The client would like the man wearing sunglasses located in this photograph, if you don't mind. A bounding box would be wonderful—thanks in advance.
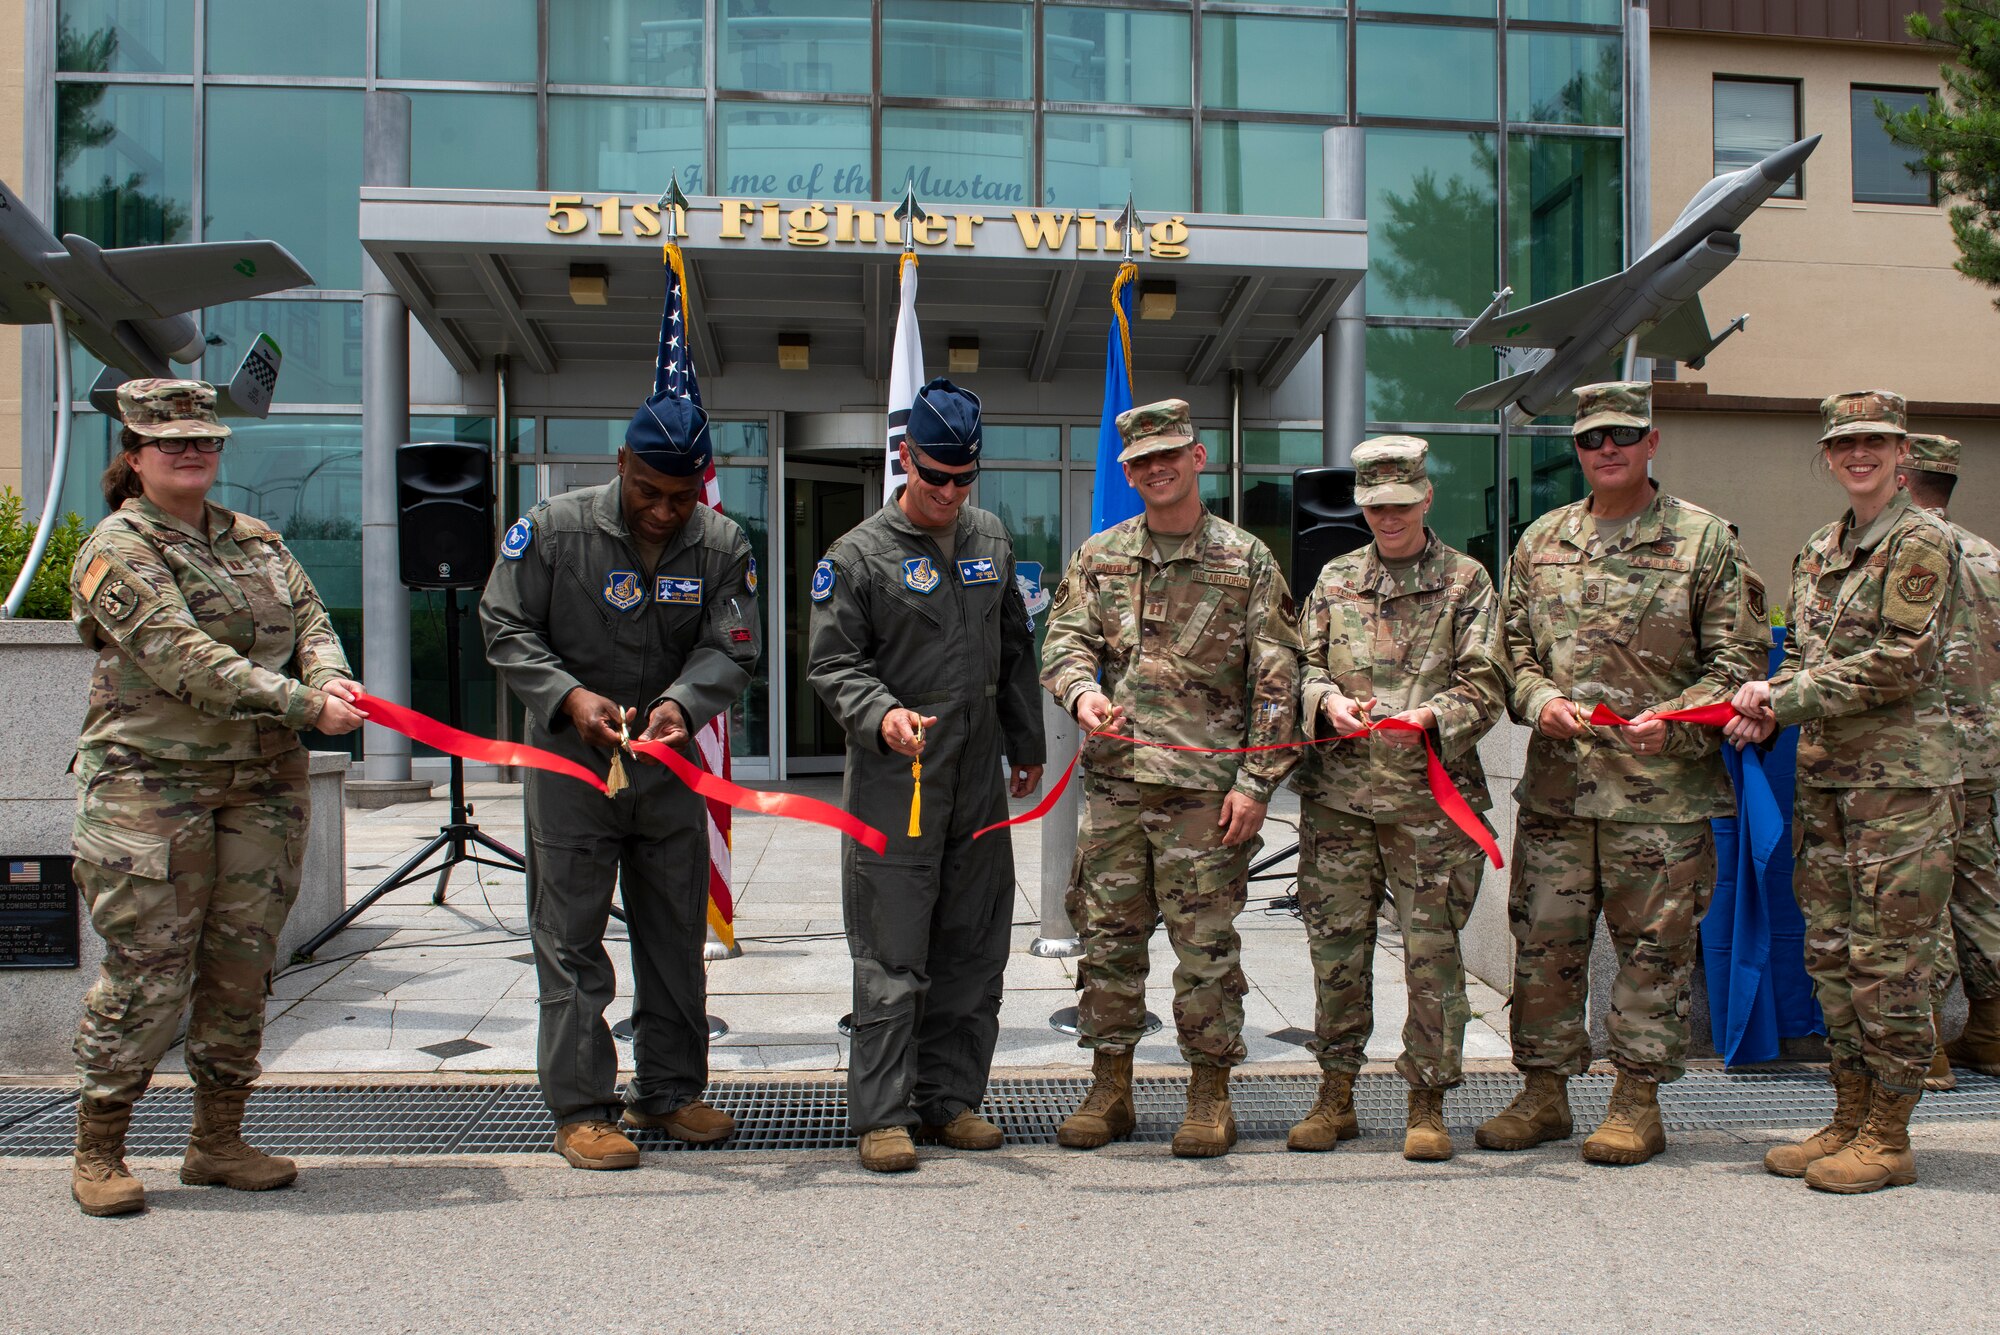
[1481,380,1768,1166]
[806,377,1045,1173]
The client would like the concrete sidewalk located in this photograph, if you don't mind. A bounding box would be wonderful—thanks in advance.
[164,781,1512,1079]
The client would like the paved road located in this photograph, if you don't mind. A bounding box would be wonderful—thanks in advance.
[6,1124,1999,1333]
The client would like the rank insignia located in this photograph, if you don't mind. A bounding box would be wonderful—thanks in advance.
[500,516,532,561]
[746,556,759,594]
[957,556,999,585]
[1583,582,1604,606]
[656,575,703,605]
[811,559,836,603]
[903,557,941,594]
[603,570,643,611]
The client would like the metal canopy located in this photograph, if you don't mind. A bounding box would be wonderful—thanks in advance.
[360,188,1366,392]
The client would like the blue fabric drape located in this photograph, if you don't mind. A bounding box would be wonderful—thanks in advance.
[1702,628,1825,1065]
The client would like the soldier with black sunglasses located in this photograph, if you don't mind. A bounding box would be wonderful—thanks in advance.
[1481,380,1768,1166]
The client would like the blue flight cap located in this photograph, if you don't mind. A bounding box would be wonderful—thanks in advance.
[906,377,982,465]
[624,389,713,476]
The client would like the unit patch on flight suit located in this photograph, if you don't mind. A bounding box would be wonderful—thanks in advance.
[903,557,942,594]
[603,570,644,611]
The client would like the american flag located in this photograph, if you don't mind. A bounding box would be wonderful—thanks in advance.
[8,860,40,884]
[659,241,736,951]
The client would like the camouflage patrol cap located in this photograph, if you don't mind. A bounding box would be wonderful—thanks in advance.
[1819,389,1907,443]
[116,378,231,440]
[1905,432,1961,475]
[1571,381,1651,435]
[1352,435,1430,506]
[1116,398,1195,463]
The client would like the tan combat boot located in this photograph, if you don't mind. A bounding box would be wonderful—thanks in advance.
[1764,1061,1870,1178]
[181,1087,298,1190]
[1171,1065,1237,1159]
[72,1098,145,1217]
[1581,1071,1667,1165]
[1806,1087,1920,1194]
[1924,1010,1957,1092]
[1474,1070,1572,1151]
[1287,1072,1359,1152]
[1057,1049,1136,1149]
[858,1127,918,1173]
[915,1110,1004,1150]
[1944,994,2000,1077]
[1404,1087,1453,1162]
[622,1100,736,1144]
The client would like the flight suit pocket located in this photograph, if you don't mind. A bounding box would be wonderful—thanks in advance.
[882,585,944,631]
[71,815,176,943]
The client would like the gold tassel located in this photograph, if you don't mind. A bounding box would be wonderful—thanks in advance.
[606,718,631,797]
[906,716,924,837]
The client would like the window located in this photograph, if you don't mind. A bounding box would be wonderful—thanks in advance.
[378,0,537,81]
[548,96,705,194]
[549,0,705,87]
[1365,128,1498,318]
[407,93,539,190]
[1203,122,1327,216]
[59,0,192,73]
[1357,23,1496,122]
[1852,87,1934,206]
[1714,78,1801,198]
[1508,31,1621,127]
[1202,15,1345,116]
[55,84,194,249]
[883,0,1032,100]
[1044,8,1190,108]
[1508,134,1623,305]
[884,110,1034,210]
[717,105,872,199]
[206,88,365,289]
[1043,115,1191,211]
[720,0,872,94]
[206,0,363,76]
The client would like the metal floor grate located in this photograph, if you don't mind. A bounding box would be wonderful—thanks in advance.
[3,1069,1997,1158]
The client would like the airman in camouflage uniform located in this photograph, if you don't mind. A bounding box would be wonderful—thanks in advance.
[1288,437,1506,1162]
[1898,434,2000,1086]
[1482,381,1768,1166]
[66,379,361,1216]
[1734,391,1961,1193]
[1041,398,1301,1158]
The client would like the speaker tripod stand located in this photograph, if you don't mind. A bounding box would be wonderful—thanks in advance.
[295,587,525,962]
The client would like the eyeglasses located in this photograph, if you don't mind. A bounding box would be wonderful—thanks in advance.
[1574,426,1649,451]
[144,437,226,455]
[909,457,979,489]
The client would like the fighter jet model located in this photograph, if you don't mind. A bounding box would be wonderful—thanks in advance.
[1452,135,1821,424]
[0,176,311,416]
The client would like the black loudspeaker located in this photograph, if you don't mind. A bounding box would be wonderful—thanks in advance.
[1291,466,1372,592]
[397,442,495,590]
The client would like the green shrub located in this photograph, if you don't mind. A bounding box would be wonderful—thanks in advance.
[0,488,88,620]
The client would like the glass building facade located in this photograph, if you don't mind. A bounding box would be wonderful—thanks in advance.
[38,0,1629,774]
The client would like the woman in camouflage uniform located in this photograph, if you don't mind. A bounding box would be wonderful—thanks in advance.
[1729,390,1962,1195]
[65,379,363,1216]
[1287,437,1505,1162]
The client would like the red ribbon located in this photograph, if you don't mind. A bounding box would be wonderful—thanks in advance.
[355,691,890,855]
[1588,701,1740,728]
[628,739,889,856]
[973,719,1503,869]
[355,690,607,793]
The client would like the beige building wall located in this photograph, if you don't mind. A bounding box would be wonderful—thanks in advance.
[1650,31,2000,405]
[0,0,25,500]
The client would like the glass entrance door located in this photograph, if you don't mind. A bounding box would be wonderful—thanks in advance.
[784,462,870,773]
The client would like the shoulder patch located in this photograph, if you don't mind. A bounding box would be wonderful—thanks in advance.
[810,559,836,603]
[500,516,533,561]
[93,578,141,623]
[746,555,759,594]
[1883,531,1951,631]
[1745,572,1768,624]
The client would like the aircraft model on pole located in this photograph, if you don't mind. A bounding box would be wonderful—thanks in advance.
[0,176,313,615]
[0,177,310,417]
[1452,134,1821,424]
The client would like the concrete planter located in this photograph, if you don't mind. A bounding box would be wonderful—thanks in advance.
[0,620,350,1075]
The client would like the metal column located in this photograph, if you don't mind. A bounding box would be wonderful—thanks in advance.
[1321,126,1367,466]
[361,91,414,781]
[1030,696,1079,958]
[1625,0,1652,380]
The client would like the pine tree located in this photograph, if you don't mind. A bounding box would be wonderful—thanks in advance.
[1881,2,2000,306]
